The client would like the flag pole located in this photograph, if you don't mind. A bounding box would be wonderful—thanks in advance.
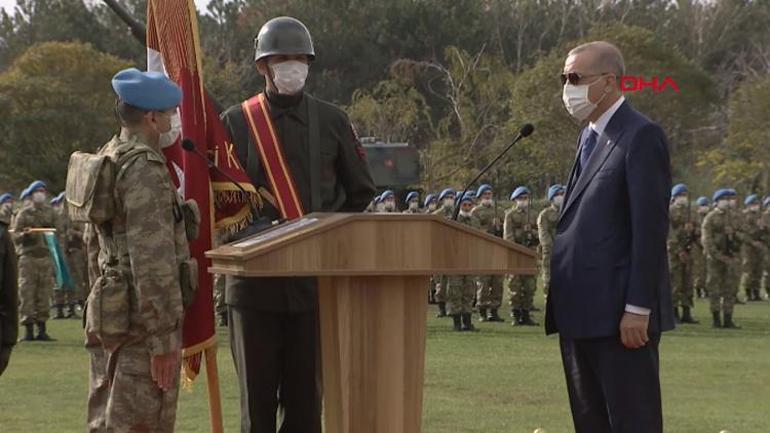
[205,345,224,433]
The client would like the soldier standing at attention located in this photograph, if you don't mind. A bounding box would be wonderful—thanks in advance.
[402,191,421,214]
[0,194,15,226]
[702,189,741,329]
[219,17,375,433]
[693,196,710,298]
[668,184,699,324]
[380,190,397,213]
[64,196,89,314]
[423,193,438,213]
[504,186,539,326]
[11,180,56,342]
[471,184,505,322]
[739,194,765,302]
[50,192,77,319]
[446,192,480,331]
[0,196,17,376]
[537,184,565,302]
[431,188,456,317]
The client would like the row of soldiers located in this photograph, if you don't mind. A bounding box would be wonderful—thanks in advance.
[0,181,89,341]
[669,185,770,329]
[367,184,566,330]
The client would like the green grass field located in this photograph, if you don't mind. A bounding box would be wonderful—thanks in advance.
[2,296,769,433]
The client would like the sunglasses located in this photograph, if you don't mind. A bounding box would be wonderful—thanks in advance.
[560,72,611,86]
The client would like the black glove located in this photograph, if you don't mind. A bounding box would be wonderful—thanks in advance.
[0,346,12,377]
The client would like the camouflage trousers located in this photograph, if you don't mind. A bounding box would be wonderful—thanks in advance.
[18,255,53,325]
[446,275,476,315]
[739,246,764,296]
[540,251,552,296]
[433,275,446,303]
[55,248,88,305]
[507,275,536,310]
[476,275,503,309]
[692,247,707,296]
[86,337,180,433]
[669,252,694,308]
[707,258,736,314]
[213,274,226,316]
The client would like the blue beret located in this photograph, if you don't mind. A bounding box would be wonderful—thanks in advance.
[476,184,493,198]
[547,184,565,202]
[764,197,770,208]
[381,190,395,200]
[438,188,455,201]
[28,180,46,192]
[112,68,182,111]
[745,194,759,206]
[0,193,12,204]
[510,186,531,201]
[460,191,475,204]
[19,187,31,200]
[671,183,688,197]
[405,191,419,204]
[713,188,736,202]
[696,196,709,206]
[423,194,436,207]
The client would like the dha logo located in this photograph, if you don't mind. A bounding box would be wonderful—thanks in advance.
[620,76,680,94]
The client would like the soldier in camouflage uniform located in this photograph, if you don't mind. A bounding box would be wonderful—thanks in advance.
[11,180,56,341]
[432,188,456,317]
[380,190,397,213]
[403,191,421,214]
[537,184,565,301]
[471,184,505,322]
[668,184,699,324]
[0,194,15,227]
[423,193,438,214]
[739,194,766,302]
[51,192,73,319]
[446,192,480,331]
[702,189,741,329]
[83,68,191,433]
[693,196,710,298]
[504,186,539,326]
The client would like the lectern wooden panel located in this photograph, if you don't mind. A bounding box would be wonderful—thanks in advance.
[206,213,537,433]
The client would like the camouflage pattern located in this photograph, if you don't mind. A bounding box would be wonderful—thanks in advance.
[537,204,559,296]
[446,213,478,315]
[702,207,739,314]
[432,203,454,219]
[504,205,539,310]
[52,204,83,307]
[431,203,455,304]
[472,202,503,309]
[668,202,696,308]
[692,209,708,297]
[85,131,189,433]
[11,203,56,325]
[214,273,226,318]
[762,210,770,297]
[738,206,765,299]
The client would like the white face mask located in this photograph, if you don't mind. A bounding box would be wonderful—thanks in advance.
[674,196,688,206]
[717,200,729,210]
[516,199,529,209]
[459,210,471,218]
[270,60,309,95]
[481,198,493,207]
[553,195,564,207]
[428,203,437,211]
[729,199,737,209]
[562,77,607,122]
[32,191,46,204]
[698,206,709,214]
[444,198,455,208]
[408,202,419,211]
[749,204,760,212]
[159,111,182,149]
[383,200,395,211]
[375,203,386,212]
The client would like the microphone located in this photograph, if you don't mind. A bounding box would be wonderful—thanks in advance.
[452,123,535,221]
[181,139,277,238]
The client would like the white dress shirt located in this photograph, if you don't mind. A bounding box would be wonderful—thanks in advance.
[587,96,651,317]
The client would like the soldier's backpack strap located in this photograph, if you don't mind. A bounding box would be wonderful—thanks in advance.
[306,93,322,212]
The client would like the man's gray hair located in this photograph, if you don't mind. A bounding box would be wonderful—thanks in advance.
[568,41,625,77]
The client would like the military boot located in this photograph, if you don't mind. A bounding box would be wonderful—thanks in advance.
[478,308,487,322]
[680,306,699,324]
[487,309,504,323]
[21,323,35,342]
[511,309,522,326]
[711,311,722,328]
[451,315,462,332]
[520,310,539,327]
[722,313,741,329]
[36,322,54,341]
[673,307,680,323]
[461,314,477,332]
[746,289,757,302]
[66,304,79,319]
[218,312,228,327]
[752,289,763,301]
[436,302,447,318]
[53,304,65,320]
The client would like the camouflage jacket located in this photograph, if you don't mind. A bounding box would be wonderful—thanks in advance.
[11,203,57,257]
[701,208,739,259]
[761,211,770,245]
[88,132,189,356]
[471,203,502,236]
[668,202,695,254]
[504,206,538,248]
[432,204,454,219]
[457,212,476,227]
[537,205,560,256]
[739,208,764,251]
[402,208,421,214]
[693,210,708,250]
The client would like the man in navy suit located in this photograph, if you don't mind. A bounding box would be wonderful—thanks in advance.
[546,41,675,433]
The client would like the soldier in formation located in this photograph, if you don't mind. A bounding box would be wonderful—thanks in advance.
[693,196,710,298]
[432,188,456,317]
[446,192,480,331]
[423,193,438,213]
[668,184,699,324]
[471,184,505,322]
[702,189,741,329]
[403,191,421,214]
[504,186,539,326]
[738,194,765,302]
[537,184,565,301]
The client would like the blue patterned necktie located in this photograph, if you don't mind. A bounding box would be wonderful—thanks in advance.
[579,128,599,170]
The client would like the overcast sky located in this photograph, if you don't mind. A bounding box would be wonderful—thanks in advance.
[0,0,211,15]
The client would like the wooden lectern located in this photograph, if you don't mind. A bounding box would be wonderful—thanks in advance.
[206,213,537,433]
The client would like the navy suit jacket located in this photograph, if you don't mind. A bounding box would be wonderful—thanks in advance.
[545,100,676,339]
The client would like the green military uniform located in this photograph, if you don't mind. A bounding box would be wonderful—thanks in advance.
[537,204,559,297]
[692,208,708,298]
[504,205,539,325]
[52,202,84,318]
[738,205,765,301]
[471,201,504,319]
[446,211,479,330]
[0,212,18,375]
[668,201,697,320]
[11,199,56,337]
[702,205,741,328]
[431,201,455,315]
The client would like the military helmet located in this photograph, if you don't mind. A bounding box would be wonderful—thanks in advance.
[255,17,315,62]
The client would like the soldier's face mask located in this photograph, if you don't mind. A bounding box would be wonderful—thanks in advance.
[32,191,46,205]
[553,195,564,207]
[729,199,737,208]
[408,201,419,211]
[674,196,688,206]
[270,60,309,95]
[749,204,760,212]
[383,199,396,211]
[698,206,709,213]
[481,198,493,207]
[159,110,182,149]
[717,200,730,210]
[444,198,455,208]
[428,202,437,211]
[516,198,529,209]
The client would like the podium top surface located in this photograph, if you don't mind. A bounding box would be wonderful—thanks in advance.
[206,213,538,277]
